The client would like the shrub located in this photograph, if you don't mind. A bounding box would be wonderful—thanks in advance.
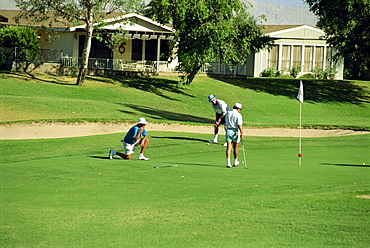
[260,67,281,77]
[277,73,294,79]
[313,65,325,79]
[0,53,6,66]
[0,26,40,50]
[289,65,301,78]
[324,67,337,80]
[299,73,316,79]
[312,65,337,79]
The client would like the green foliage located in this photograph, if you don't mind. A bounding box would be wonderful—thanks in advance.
[0,26,40,50]
[146,0,273,85]
[299,73,316,79]
[312,65,337,80]
[14,0,143,85]
[289,64,301,78]
[0,26,41,63]
[0,53,6,66]
[259,67,281,77]
[304,0,370,78]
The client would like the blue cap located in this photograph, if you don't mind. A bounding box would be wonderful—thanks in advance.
[208,94,216,102]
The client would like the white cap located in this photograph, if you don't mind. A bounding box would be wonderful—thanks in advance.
[234,103,242,109]
[137,117,148,125]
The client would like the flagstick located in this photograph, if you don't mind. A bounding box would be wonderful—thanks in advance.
[299,102,302,166]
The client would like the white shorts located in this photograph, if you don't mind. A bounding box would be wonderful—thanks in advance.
[225,128,240,143]
[123,141,138,155]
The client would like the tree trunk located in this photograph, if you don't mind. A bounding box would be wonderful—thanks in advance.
[186,61,202,86]
[76,12,94,86]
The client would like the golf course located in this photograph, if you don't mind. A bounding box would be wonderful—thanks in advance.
[1,72,369,247]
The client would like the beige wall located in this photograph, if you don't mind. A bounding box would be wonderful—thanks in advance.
[38,32,75,57]
[113,39,132,60]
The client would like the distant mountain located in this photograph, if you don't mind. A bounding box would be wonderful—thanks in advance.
[1,0,318,26]
[0,0,17,10]
[246,0,318,26]
[254,0,308,8]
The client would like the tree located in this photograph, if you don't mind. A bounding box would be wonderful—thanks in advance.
[304,0,370,78]
[145,0,272,85]
[0,26,40,66]
[15,0,142,85]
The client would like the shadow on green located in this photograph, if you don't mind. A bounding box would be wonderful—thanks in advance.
[213,77,370,104]
[117,103,213,124]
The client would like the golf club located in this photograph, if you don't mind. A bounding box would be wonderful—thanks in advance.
[241,139,248,169]
[154,165,178,168]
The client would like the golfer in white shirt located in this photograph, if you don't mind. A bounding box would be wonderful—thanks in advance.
[225,103,244,168]
[207,94,230,144]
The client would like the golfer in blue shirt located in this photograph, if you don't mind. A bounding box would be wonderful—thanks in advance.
[109,118,150,160]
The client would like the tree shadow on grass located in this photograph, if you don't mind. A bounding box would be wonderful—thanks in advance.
[214,77,370,105]
[99,75,194,101]
[321,163,369,167]
[0,71,76,85]
[117,103,213,124]
[151,136,208,143]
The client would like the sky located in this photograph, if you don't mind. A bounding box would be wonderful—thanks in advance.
[1,0,309,10]
[254,0,308,8]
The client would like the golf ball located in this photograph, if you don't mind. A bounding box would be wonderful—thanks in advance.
[206,143,209,145]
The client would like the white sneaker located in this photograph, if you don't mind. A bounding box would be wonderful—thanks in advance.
[234,161,240,167]
[227,164,232,168]
[209,139,218,143]
[108,150,115,159]
[222,142,227,146]
[138,154,149,160]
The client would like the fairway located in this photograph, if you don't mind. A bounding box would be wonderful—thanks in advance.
[1,131,369,247]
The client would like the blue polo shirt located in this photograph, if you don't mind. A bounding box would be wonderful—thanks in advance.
[123,125,148,144]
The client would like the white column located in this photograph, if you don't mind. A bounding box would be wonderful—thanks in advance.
[278,44,283,71]
[156,38,161,71]
[142,40,146,61]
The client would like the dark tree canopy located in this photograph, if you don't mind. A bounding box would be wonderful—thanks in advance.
[305,0,370,78]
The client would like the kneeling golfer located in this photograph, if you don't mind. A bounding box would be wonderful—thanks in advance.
[109,118,150,160]
[225,103,243,168]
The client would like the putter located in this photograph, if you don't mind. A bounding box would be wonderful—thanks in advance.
[154,165,178,168]
[241,139,248,169]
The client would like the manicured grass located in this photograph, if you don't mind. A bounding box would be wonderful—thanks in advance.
[1,72,369,129]
[1,132,369,247]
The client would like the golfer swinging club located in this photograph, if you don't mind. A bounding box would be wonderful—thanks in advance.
[225,103,243,168]
[109,118,150,160]
[208,94,230,145]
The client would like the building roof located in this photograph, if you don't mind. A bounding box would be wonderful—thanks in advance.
[1,10,320,38]
[0,10,172,33]
[260,25,303,34]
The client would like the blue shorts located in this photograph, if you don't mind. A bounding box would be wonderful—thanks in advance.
[225,128,240,143]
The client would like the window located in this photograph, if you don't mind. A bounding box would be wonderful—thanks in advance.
[281,45,292,71]
[132,39,143,60]
[315,46,324,69]
[304,46,314,72]
[326,47,334,68]
[145,39,157,61]
[268,45,279,70]
[292,45,302,68]
[159,40,170,61]
[78,35,112,59]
